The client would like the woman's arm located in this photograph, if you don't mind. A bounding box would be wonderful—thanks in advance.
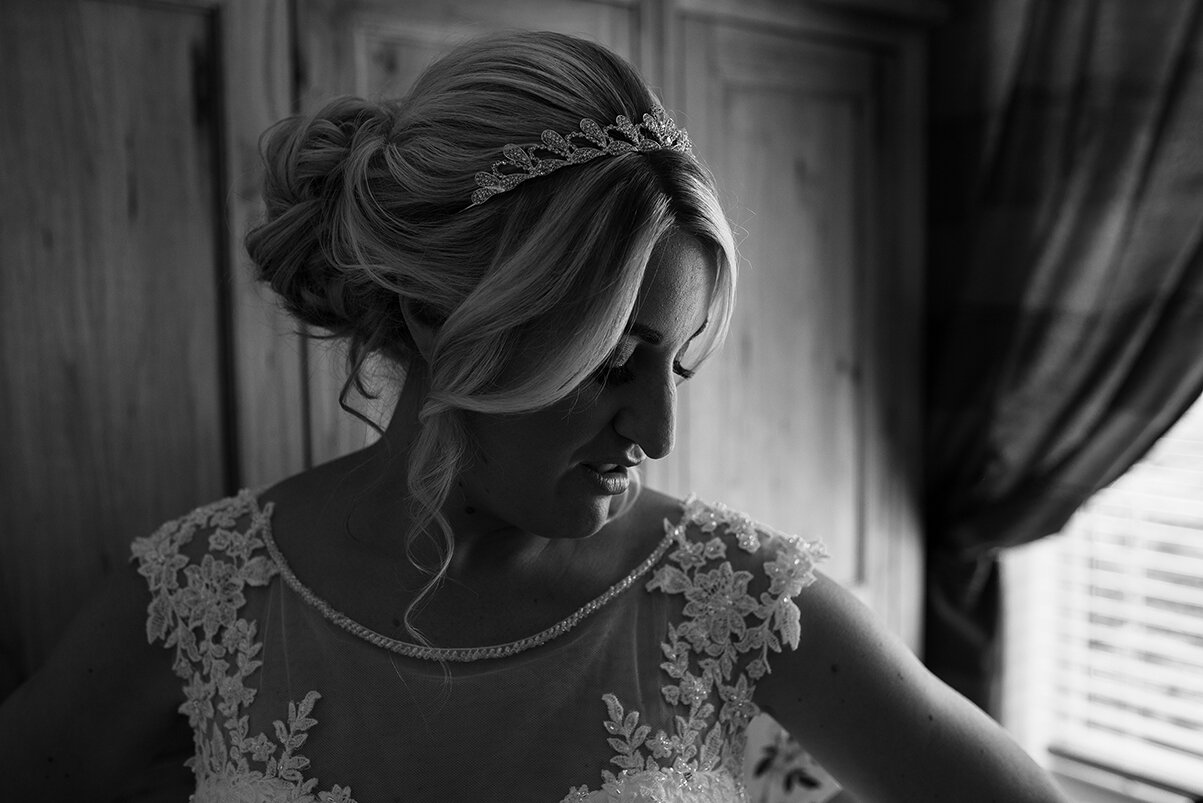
[0,559,190,798]
[754,572,1071,803]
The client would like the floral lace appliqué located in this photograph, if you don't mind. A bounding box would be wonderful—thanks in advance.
[561,495,827,802]
[131,491,357,803]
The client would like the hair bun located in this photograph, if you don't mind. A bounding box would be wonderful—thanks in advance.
[246,98,403,345]
[263,98,395,208]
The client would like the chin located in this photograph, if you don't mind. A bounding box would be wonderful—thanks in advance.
[542,497,614,540]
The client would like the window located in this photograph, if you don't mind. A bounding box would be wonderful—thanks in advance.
[1002,400,1203,803]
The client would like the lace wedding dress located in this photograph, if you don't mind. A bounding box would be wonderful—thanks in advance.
[131,491,827,802]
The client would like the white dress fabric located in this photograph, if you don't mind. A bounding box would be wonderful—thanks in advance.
[130,490,828,802]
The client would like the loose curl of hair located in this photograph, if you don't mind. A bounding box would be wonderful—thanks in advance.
[245,30,737,645]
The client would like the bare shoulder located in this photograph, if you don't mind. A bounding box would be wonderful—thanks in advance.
[755,572,1070,802]
[257,446,396,565]
[0,558,191,796]
[627,485,688,528]
[1,491,275,794]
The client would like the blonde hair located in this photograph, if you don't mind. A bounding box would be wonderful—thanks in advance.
[245,31,736,643]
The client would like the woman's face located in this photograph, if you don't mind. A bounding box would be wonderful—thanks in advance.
[453,232,718,541]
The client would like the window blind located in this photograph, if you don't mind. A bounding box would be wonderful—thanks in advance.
[1007,401,1203,798]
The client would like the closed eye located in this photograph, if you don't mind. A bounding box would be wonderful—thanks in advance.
[592,317,708,387]
[592,357,695,386]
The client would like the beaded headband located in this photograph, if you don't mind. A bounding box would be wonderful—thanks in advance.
[468,105,693,208]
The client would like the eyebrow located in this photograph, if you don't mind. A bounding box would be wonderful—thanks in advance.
[626,318,710,346]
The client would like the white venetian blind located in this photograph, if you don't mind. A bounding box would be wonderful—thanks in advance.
[1003,399,1203,800]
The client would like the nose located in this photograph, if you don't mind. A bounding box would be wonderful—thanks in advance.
[613,374,677,460]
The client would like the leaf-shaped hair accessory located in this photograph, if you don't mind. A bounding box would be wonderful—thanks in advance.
[467,105,693,208]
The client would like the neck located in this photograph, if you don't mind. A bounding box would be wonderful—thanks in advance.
[355,363,556,578]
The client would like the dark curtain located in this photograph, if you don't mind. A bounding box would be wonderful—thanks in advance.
[924,0,1203,713]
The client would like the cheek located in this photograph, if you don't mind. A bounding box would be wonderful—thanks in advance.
[466,420,560,478]
[470,404,608,477]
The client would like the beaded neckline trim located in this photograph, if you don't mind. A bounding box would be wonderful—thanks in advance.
[257,505,680,662]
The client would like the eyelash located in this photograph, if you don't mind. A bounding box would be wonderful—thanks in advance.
[593,357,696,386]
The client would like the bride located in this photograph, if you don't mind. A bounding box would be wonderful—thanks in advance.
[0,29,1069,803]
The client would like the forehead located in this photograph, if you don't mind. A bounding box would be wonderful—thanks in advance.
[631,232,717,337]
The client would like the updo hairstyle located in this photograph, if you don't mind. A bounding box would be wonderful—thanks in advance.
[245,30,737,639]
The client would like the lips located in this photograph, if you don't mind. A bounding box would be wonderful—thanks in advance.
[583,459,641,474]
[581,463,632,496]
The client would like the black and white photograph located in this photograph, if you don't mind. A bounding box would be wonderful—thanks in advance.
[1,1,1201,801]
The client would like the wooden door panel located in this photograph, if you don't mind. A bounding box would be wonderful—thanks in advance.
[0,0,227,679]
[0,0,297,694]
[664,19,876,587]
[222,1,309,489]
[350,0,640,99]
[666,11,925,647]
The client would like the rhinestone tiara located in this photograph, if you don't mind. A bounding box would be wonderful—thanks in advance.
[468,105,693,208]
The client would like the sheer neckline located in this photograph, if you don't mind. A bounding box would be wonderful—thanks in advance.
[254,493,683,662]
